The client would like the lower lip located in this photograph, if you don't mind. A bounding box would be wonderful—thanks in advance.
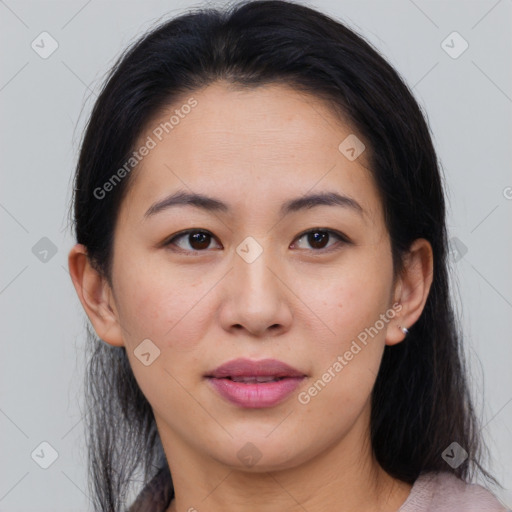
[207,377,305,408]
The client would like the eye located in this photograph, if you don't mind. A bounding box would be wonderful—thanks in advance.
[291,228,349,252]
[164,227,350,255]
[164,229,221,254]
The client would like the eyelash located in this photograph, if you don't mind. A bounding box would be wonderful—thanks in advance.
[163,228,350,255]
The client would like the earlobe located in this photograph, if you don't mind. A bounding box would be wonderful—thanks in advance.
[67,243,125,347]
[386,238,434,347]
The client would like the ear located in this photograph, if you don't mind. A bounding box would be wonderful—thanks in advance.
[68,243,124,347]
[386,238,434,346]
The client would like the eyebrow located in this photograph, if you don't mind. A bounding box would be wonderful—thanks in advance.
[143,189,364,219]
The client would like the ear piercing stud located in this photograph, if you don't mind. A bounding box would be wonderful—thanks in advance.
[399,325,409,335]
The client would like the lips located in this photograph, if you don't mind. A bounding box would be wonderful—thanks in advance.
[206,357,306,379]
[205,358,306,408]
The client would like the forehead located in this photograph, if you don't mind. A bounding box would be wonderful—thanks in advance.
[119,81,381,224]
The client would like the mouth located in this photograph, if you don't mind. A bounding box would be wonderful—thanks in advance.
[204,358,307,408]
[205,357,306,380]
[218,376,290,383]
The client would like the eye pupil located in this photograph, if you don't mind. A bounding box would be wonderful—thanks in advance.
[190,232,210,250]
[308,230,329,249]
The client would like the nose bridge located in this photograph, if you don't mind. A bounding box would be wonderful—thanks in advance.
[233,235,280,298]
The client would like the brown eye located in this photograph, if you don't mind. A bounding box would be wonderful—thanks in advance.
[307,230,329,249]
[292,229,348,252]
[165,230,221,253]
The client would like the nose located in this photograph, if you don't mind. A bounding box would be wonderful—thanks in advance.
[218,243,293,338]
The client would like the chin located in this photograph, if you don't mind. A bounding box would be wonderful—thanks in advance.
[208,436,313,473]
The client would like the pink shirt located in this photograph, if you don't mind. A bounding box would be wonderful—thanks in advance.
[399,471,510,511]
[128,468,511,511]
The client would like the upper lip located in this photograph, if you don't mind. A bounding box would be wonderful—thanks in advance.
[206,358,306,378]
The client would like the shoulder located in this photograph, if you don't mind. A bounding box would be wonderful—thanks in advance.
[399,471,510,512]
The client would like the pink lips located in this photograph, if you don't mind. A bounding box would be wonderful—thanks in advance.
[206,358,306,408]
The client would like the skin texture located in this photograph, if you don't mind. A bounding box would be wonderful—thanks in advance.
[68,81,433,512]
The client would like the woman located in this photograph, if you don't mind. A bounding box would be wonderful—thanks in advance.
[67,1,509,511]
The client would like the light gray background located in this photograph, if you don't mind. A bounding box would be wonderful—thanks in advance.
[1,0,511,510]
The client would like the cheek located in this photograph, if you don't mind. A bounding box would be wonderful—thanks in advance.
[114,257,214,414]
[113,253,212,353]
[300,252,393,388]
[313,257,392,341]
[297,278,390,427]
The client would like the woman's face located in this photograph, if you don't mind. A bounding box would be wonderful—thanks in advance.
[104,81,405,471]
